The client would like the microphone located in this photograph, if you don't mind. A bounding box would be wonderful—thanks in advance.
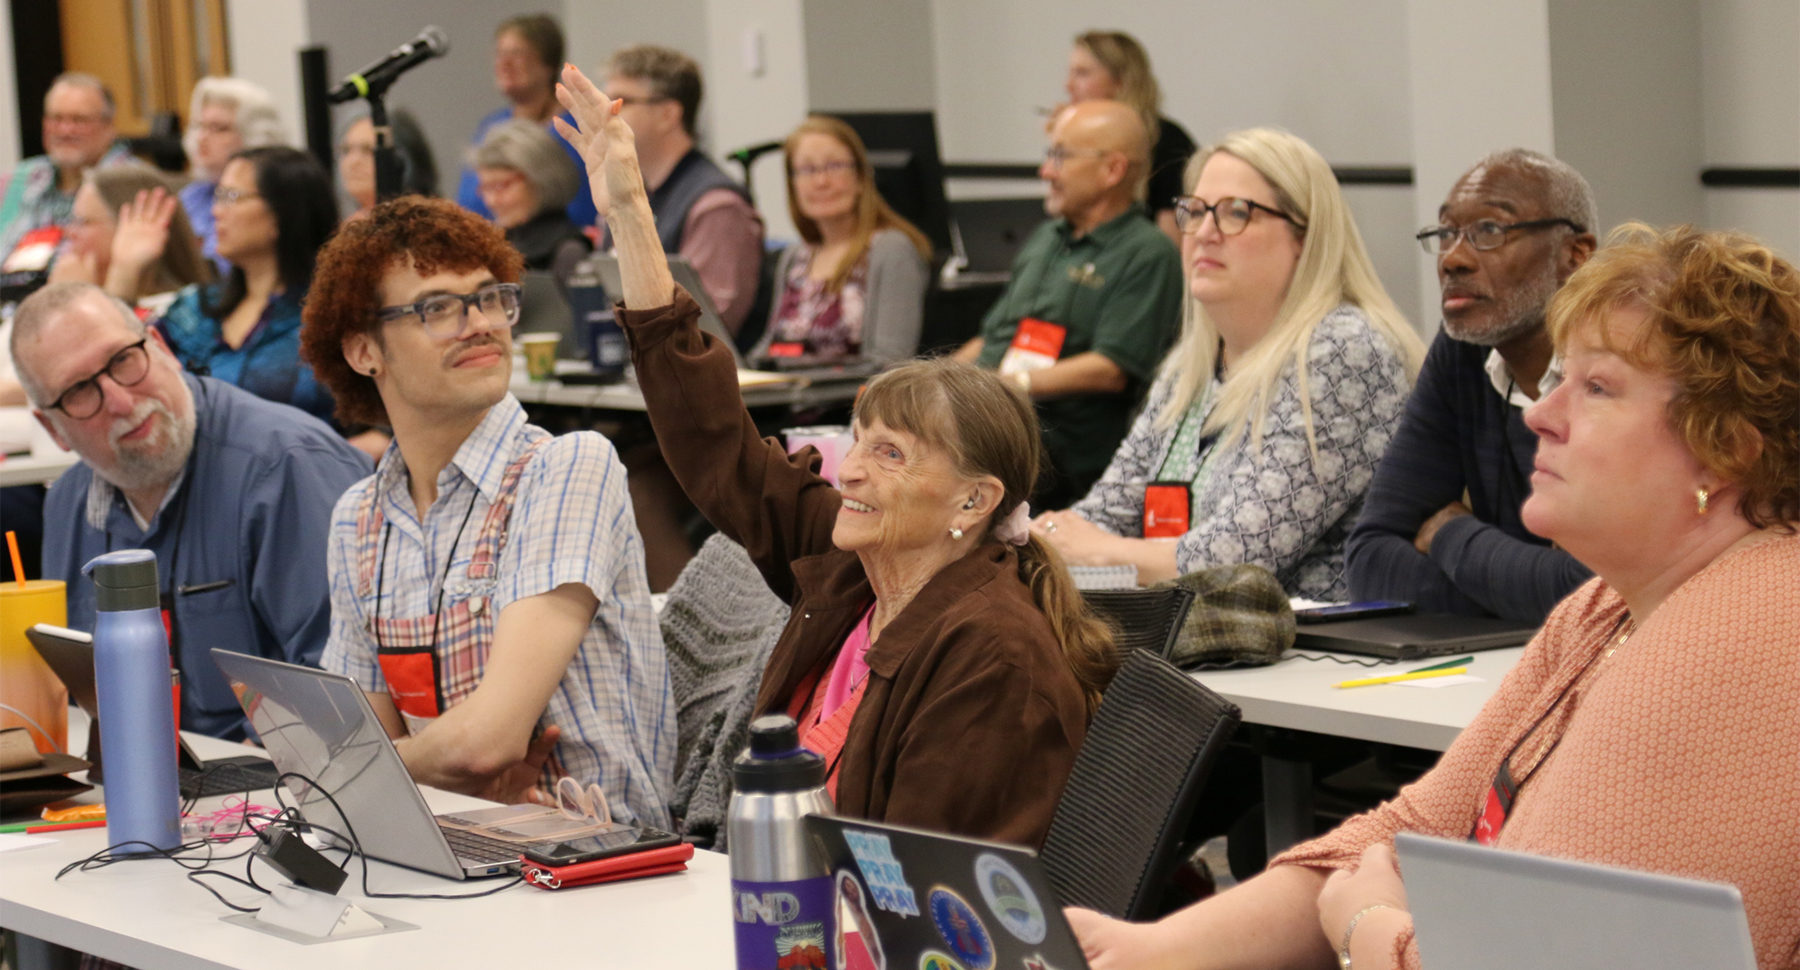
[327,26,450,103]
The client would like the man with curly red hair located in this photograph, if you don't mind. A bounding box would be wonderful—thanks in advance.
[299,196,672,825]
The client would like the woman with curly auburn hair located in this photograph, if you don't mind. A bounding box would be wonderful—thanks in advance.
[1072,223,1800,970]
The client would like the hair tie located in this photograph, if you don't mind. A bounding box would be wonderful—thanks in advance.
[994,501,1032,546]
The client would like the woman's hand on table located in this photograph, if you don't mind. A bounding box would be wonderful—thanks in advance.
[1031,509,1121,566]
[1317,843,1413,965]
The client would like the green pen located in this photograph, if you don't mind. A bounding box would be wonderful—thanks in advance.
[1410,655,1474,674]
[0,820,41,834]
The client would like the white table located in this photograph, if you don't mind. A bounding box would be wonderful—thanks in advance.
[0,716,736,970]
[510,369,864,412]
[0,452,79,488]
[1191,647,1524,855]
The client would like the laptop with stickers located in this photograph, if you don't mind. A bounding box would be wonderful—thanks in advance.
[806,816,1090,970]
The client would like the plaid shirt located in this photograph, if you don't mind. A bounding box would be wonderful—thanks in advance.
[322,396,673,826]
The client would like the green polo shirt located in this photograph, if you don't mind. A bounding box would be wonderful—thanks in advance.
[974,205,1183,504]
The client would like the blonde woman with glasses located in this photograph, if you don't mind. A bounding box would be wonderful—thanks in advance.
[1032,128,1426,600]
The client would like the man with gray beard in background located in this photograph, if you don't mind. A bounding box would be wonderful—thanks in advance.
[1345,149,1598,623]
[11,281,368,739]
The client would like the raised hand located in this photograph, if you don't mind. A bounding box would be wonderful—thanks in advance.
[553,63,643,221]
[109,187,177,289]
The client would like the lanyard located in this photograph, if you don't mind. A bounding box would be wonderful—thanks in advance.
[1155,348,1227,485]
[372,483,482,655]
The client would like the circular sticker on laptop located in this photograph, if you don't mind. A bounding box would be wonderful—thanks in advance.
[973,853,1046,945]
[928,887,995,970]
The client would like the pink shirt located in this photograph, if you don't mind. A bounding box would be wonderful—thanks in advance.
[819,606,875,719]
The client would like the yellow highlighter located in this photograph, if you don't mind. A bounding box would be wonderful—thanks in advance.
[1333,666,1469,689]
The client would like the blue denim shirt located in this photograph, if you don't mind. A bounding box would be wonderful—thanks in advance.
[156,283,336,424]
[42,375,372,739]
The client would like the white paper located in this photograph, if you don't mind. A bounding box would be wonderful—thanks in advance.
[0,834,56,852]
[1396,674,1485,689]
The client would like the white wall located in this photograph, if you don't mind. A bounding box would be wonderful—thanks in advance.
[803,0,936,113]
[0,2,18,166]
[223,0,309,152]
[1700,0,1799,258]
[704,0,809,243]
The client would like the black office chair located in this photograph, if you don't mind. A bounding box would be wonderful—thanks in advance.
[1082,587,1196,661]
[1039,649,1241,920]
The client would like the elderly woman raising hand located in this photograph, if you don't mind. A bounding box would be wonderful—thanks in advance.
[554,64,1115,845]
[1070,224,1800,970]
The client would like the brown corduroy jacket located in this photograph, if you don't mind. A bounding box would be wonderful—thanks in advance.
[620,290,1088,847]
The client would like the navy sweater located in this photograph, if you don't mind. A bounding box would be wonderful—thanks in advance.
[1345,332,1591,623]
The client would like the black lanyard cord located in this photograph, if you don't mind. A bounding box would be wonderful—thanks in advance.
[372,483,482,654]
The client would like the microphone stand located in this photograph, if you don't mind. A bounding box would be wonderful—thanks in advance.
[359,83,404,203]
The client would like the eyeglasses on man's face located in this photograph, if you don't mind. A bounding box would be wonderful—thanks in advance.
[377,282,523,342]
[1416,218,1585,255]
[1173,196,1303,236]
[48,339,151,420]
[1043,145,1109,170]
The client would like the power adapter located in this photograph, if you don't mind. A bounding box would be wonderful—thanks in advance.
[258,826,347,895]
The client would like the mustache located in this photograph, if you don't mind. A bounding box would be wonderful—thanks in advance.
[107,397,171,448]
[443,335,507,367]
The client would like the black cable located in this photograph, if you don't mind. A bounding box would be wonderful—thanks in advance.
[1282,650,1397,668]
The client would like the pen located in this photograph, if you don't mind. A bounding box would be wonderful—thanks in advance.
[1334,666,1469,689]
[1410,655,1474,674]
[21,819,108,834]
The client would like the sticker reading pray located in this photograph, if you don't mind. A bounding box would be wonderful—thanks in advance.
[844,830,921,916]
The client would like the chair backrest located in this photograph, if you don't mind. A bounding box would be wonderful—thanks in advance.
[1082,587,1196,661]
[1039,648,1242,920]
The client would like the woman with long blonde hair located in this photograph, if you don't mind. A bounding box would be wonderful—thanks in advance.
[1033,128,1426,600]
[751,115,932,364]
[1065,30,1196,242]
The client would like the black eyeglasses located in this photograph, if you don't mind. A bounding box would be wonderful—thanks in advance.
[1173,196,1303,235]
[1416,218,1585,255]
[377,283,522,342]
[48,339,151,420]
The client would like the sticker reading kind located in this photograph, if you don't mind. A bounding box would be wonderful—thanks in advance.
[844,830,921,917]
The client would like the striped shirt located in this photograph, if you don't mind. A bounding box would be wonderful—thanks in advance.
[321,395,674,826]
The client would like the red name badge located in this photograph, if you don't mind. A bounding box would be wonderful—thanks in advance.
[1143,482,1191,538]
[1474,785,1507,846]
[377,650,443,721]
[1010,317,1067,359]
[767,341,807,357]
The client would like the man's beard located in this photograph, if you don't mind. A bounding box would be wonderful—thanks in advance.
[1444,260,1561,348]
[96,396,195,492]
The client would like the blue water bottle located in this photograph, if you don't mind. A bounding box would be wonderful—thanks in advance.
[83,549,181,854]
[728,715,835,970]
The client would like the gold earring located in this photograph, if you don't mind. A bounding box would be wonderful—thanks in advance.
[1696,487,1709,515]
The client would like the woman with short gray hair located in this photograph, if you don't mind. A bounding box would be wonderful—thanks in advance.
[474,119,591,284]
[181,77,286,273]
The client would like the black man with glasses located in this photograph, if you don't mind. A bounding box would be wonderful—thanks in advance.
[1347,149,1598,623]
[12,281,369,739]
[954,100,1182,508]
[298,196,673,821]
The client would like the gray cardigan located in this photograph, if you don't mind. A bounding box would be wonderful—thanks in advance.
[758,228,929,362]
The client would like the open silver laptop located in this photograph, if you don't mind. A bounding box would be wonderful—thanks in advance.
[212,650,537,879]
[1395,832,1757,970]
[588,253,745,367]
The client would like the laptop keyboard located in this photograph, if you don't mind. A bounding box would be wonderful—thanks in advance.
[439,824,525,866]
[179,757,281,799]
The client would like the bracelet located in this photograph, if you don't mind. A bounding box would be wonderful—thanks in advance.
[1010,370,1032,395]
[1337,904,1395,970]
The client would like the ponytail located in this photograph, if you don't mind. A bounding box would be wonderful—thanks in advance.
[1013,527,1118,717]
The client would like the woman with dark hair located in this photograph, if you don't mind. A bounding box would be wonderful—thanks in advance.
[751,115,931,365]
[559,64,1112,845]
[152,146,344,426]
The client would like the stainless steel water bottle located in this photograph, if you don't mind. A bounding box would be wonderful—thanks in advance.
[728,714,835,970]
[84,549,181,853]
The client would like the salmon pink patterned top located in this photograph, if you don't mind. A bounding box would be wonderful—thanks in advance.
[1272,532,1800,970]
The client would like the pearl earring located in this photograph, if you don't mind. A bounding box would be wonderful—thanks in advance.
[949,527,964,540]
[1696,487,1710,515]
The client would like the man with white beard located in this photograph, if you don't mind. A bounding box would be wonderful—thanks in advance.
[1345,149,1598,624]
[12,282,368,739]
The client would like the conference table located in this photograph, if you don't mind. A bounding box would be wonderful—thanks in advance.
[0,715,736,970]
[1191,645,1526,856]
[0,451,79,488]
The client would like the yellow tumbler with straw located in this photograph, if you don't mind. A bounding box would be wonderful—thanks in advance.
[1,531,68,754]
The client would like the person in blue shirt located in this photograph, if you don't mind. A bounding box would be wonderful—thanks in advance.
[455,14,596,228]
[154,147,341,428]
[11,281,370,740]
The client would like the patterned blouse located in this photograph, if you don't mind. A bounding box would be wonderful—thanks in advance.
[1071,305,1412,600]
[764,243,870,359]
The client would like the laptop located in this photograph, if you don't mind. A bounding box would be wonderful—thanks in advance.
[211,649,550,879]
[1395,832,1757,970]
[806,815,1092,970]
[1292,613,1537,661]
[25,624,279,799]
[587,253,746,367]
[949,197,1044,278]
